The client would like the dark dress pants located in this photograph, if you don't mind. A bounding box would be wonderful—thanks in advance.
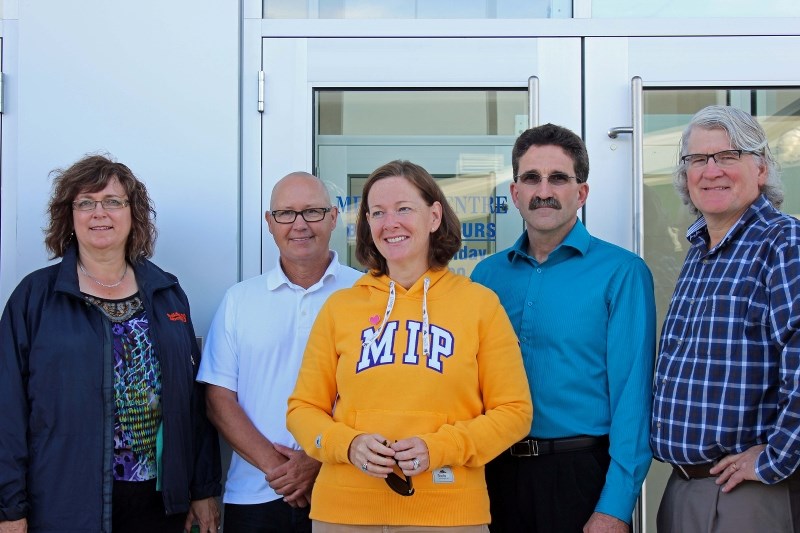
[486,446,611,533]
[112,479,187,533]
[224,499,312,533]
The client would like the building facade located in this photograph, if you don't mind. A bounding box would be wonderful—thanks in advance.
[1,1,799,530]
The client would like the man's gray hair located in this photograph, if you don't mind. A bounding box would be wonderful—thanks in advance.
[674,105,782,215]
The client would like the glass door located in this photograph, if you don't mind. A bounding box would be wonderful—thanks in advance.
[316,88,529,275]
[254,32,800,532]
[257,37,582,274]
[584,35,800,533]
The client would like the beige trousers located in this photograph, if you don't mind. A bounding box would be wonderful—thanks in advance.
[313,522,489,533]
[657,470,800,533]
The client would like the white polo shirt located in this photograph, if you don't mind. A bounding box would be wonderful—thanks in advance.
[197,252,362,504]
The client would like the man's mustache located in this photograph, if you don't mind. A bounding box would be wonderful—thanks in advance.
[529,197,561,210]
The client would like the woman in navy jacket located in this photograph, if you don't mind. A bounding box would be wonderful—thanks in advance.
[0,155,221,533]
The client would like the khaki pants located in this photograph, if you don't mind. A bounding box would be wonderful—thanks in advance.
[657,470,800,533]
[313,522,489,533]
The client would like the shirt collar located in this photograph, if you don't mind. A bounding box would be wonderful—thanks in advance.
[266,250,341,291]
[506,218,590,264]
[685,194,772,252]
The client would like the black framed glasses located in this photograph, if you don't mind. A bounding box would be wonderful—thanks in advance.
[680,149,759,168]
[270,207,332,224]
[385,464,414,496]
[72,198,130,211]
[514,171,579,186]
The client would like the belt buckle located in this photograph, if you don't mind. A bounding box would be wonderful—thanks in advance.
[511,440,539,457]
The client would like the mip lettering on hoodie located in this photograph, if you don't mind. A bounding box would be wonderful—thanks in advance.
[357,320,454,373]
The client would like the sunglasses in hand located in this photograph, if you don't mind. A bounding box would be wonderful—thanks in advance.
[382,441,415,496]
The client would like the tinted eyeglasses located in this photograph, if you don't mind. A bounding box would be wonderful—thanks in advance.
[380,441,414,496]
[385,464,414,496]
[514,171,579,186]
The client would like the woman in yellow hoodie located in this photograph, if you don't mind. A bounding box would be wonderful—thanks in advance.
[287,160,533,532]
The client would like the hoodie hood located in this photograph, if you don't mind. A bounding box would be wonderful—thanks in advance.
[354,267,453,294]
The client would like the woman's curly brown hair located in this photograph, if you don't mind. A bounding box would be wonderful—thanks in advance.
[355,160,461,275]
[45,154,157,262]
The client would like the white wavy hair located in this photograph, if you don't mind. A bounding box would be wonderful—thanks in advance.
[674,105,782,216]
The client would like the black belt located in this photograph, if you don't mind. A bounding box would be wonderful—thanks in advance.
[671,458,800,482]
[508,435,609,457]
[671,461,719,480]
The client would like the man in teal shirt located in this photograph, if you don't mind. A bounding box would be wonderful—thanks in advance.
[471,124,655,533]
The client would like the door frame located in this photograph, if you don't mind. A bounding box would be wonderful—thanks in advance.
[244,13,800,533]
[251,35,582,278]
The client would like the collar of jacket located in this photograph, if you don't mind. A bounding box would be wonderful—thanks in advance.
[53,241,177,299]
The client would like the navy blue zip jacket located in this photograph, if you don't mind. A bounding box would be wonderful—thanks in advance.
[0,243,221,532]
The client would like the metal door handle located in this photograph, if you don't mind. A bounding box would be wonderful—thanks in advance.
[608,126,632,138]
[607,76,644,255]
[528,76,539,128]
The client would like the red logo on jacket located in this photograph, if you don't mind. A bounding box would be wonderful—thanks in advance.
[167,312,187,323]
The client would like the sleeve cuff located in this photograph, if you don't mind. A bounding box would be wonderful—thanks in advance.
[755,450,792,485]
[319,424,363,465]
[595,488,636,525]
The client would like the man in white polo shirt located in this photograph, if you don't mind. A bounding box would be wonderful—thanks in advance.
[197,172,361,532]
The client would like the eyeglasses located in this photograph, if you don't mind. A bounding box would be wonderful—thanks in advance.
[514,171,579,186]
[72,198,130,211]
[270,207,332,224]
[680,149,759,168]
[385,464,414,497]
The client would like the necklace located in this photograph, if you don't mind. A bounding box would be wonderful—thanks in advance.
[79,261,128,288]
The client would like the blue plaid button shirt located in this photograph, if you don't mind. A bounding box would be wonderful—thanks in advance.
[651,195,800,484]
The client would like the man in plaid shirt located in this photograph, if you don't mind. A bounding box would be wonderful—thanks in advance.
[652,105,800,532]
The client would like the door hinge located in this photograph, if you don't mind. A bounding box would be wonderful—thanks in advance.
[258,70,264,113]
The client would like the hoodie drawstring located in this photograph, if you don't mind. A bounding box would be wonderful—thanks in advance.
[422,277,430,357]
[362,281,396,351]
[362,277,431,358]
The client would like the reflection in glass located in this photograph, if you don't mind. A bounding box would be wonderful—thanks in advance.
[315,89,527,275]
[643,88,800,330]
[642,87,800,533]
[319,90,526,136]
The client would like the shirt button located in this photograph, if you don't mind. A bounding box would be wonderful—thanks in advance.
[536,268,542,273]
[521,336,527,342]
[657,422,661,428]
[703,259,710,265]
[676,340,682,346]
[527,301,533,307]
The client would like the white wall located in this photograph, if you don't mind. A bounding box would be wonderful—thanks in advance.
[0,0,240,335]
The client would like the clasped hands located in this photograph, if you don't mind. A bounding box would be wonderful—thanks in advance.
[264,443,321,508]
[349,433,429,478]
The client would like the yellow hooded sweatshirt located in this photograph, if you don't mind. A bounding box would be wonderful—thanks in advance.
[287,268,532,526]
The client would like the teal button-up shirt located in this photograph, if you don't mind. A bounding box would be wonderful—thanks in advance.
[471,219,656,522]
